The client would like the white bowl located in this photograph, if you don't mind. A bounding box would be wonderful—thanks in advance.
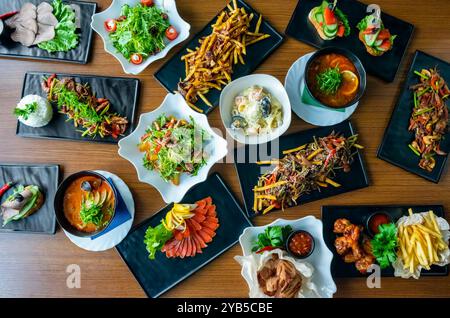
[91,0,190,75]
[219,74,292,145]
[237,216,337,298]
[118,93,228,203]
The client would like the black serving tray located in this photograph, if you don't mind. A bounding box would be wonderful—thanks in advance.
[0,163,59,234]
[377,51,450,183]
[0,0,96,64]
[17,72,140,144]
[322,205,448,277]
[116,173,252,298]
[154,0,284,114]
[234,120,369,218]
[285,0,414,82]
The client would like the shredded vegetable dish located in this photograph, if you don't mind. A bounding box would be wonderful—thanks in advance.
[107,3,172,64]
[138,115,210,185]
[178,0,270,112]
[42,75,128,139]
[408,68,449,172]
[253,133,363,214]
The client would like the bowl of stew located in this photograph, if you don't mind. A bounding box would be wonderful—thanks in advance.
[54,171,118,238]
[304,47,366,110]
[286,230,315,259]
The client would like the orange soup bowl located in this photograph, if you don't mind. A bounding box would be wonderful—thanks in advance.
[54,171,118,238]
[304,47,367,110]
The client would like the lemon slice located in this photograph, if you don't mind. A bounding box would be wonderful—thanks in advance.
[340,70,359,96]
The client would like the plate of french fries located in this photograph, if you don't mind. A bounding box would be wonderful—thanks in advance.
[394,209,450,279]
[154,0,284,114]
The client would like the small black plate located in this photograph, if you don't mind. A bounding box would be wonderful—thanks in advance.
[322,205,448,277]
[0,163,59,234]
[17,72,140,144]
[116,173,252,298]
[285,0,414,82]
[154,0,284,114]
[234,120,369,218]
[377,51,450,183]
[0,0,96,64]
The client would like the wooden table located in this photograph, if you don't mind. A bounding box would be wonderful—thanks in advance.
[0,0,449,298]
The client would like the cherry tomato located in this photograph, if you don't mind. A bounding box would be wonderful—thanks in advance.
[323,7,337,25]
[104,18,117,32]
[376,29,391,41]
[130,53,143,65]
[379,39,391,51]
[140,0,154,6]
[165,26,178,41]
[336,24,345,37]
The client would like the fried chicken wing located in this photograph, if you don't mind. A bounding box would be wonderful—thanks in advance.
[333,218,352,233]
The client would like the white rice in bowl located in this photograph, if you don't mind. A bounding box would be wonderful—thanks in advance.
[16,95,53,128]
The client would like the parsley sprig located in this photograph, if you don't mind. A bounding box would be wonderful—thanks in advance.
[371,223,398,269]
[14,102,37,120]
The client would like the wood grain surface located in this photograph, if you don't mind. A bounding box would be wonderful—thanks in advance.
[0,0,449,298]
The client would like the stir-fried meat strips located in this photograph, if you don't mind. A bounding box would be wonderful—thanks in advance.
[408,68,449,172]
[253,133,362,214]
[42,75,128,139]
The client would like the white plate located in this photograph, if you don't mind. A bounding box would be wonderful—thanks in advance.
[237,216,337,298]
[64,170,135,252]
[285,52,358,126]
[220,74,292,145]
[91,0,190,75]
[118,93,228,203]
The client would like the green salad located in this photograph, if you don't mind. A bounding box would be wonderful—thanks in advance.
[138,114,210,185]
[38,0,79,53]
[108,3,170,63]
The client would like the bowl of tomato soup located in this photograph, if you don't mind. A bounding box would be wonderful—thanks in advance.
[304,47,366,110]
[54,171,117,237]
[286,230,315,259]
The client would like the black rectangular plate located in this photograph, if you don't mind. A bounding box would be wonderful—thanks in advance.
[0,163,59,234]
[285,0,414,82]
[154,0,284,114]
[322,205,448,277]
[234,120,369,218]
[17,71,140,144]
[0,0,96,64]
[377,51,450,183]
[116,173,252,298]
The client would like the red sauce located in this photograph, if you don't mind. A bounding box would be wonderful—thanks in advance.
[288,232,313,256]
[369,213,390,235]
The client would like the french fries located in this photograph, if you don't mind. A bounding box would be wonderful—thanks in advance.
[397,209,449,274]
[178,1,270,111]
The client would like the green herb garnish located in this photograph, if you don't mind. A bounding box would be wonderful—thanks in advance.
[371,223,398,269]
[38,0,79,53]
[80,202,104,228]
[316,66,342,95]
[251,225,293,252]
[110,4,170,61]
[14,102,37,120]
[144,223,173,260]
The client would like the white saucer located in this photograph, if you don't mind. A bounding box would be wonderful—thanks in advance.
[285,52,359,126]
[63,170,135,252]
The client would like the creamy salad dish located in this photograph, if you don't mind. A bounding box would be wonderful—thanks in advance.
[231,86,283,136]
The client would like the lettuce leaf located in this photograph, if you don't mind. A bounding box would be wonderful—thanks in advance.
[144,223,173,260]
[38,0,79,53]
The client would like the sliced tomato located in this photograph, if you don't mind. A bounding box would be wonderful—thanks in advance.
[336,24,345,37]
[323,7,337,25]
[140,0,154,6]
[379,39,391,51]
[104,18,117,32]
[130,53,143,65]
[376,29,391,41]
[165,26,178,41]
